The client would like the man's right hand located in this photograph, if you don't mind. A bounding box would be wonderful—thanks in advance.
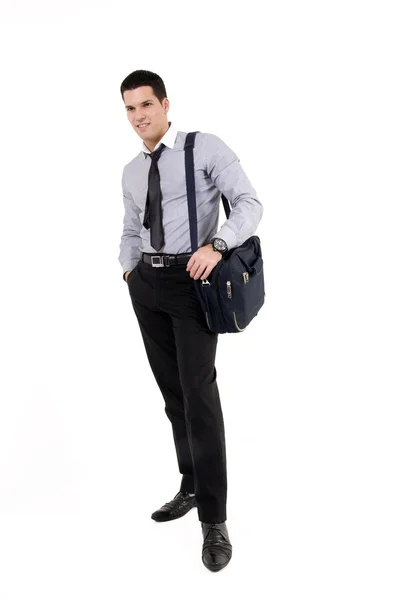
[124,270,132,282]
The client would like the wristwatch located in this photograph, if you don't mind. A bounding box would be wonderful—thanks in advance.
[211,237,228,255]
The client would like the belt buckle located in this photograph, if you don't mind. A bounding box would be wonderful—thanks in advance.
[151,255,164,267]
[150,255,171,267]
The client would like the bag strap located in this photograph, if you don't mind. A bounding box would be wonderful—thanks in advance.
[184,131,231,252]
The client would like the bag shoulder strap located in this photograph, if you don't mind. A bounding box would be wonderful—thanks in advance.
[184,132,199,252]
[184,131,231,252]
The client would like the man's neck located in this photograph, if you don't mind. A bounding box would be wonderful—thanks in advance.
[145,121,171,153]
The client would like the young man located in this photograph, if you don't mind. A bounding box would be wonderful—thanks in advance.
[118,69,263,572]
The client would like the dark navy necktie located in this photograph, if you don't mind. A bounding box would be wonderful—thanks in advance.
[143,143,166,251]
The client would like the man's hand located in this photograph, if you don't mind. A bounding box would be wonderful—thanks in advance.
[186,243,222,280]
[124,270,132,282]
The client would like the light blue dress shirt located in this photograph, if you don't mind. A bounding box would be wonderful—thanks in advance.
[119,121,263,279]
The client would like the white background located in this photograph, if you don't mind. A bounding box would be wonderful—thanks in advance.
[0,0,397,598]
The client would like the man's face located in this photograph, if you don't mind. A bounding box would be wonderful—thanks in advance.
[123,85,169,147]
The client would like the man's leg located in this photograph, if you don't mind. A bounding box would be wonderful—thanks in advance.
[127,263,195,493]
[157,266,228,523]
[172,314,227,523]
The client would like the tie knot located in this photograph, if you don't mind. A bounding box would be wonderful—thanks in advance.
[150,143,166,161]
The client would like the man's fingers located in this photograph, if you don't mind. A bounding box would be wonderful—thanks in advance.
[187,253,218,279]
[189,261,201,279]
[190,263,201,279]
[200,266,212,280]
[186,256,197,273]
[193,264,209,280]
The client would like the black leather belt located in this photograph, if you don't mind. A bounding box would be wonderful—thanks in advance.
[141,252,193,267]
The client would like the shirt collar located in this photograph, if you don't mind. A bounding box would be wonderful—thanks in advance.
[142,121,178,157]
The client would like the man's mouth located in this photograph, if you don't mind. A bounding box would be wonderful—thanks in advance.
[137,123,150,130]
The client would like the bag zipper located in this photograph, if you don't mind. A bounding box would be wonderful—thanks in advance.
[227,279,248,332]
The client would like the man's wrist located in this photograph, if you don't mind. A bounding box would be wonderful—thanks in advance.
[210,237,228,255]
[205,242,221,256]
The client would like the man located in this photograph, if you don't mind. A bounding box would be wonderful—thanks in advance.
[118,69,263,572]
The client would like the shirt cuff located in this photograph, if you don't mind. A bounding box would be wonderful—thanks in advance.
[122,261,139,282]
[212,225,238,252]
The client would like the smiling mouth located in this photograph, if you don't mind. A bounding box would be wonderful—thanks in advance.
[137,123,150,130]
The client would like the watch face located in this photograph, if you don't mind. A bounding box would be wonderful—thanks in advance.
[213,238,227,252]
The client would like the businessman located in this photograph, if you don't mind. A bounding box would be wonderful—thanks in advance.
[118,69,263,572]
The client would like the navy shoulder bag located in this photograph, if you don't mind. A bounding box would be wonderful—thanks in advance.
[184,131,266,333]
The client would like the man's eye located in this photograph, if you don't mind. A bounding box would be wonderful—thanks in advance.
[127,103,150,110]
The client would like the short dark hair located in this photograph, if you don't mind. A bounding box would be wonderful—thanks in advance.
[120,70,167,104]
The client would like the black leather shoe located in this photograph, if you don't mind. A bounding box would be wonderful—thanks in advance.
[151,491,196,522]
[201,521,233,572]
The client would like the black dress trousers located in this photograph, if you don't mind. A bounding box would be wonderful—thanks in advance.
[127,256,227,523]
